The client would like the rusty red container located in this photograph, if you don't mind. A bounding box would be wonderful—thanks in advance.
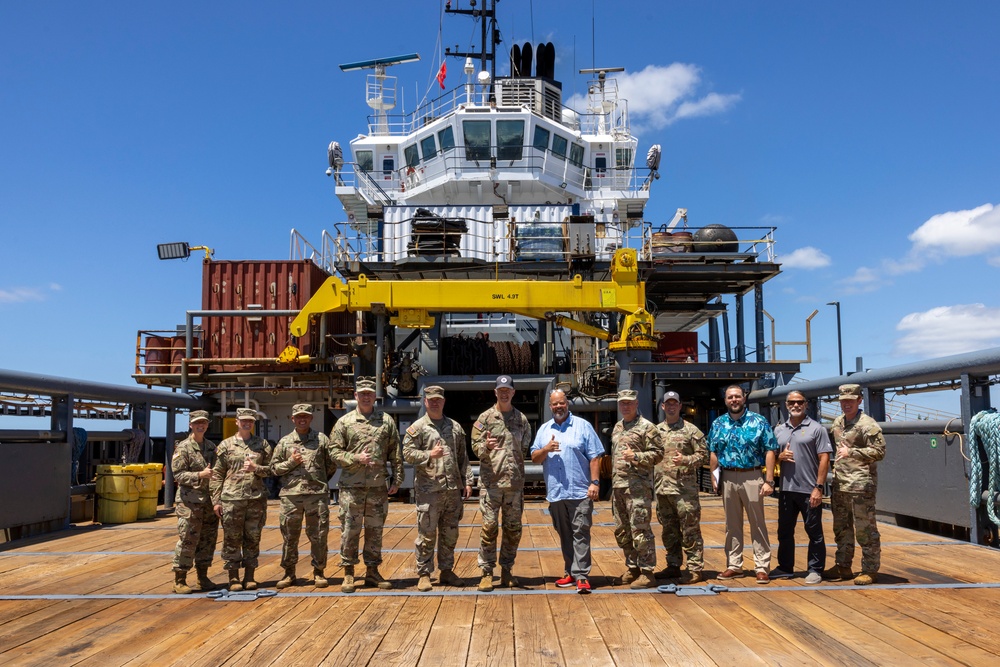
[200,260,354,371]
[654,331,699,363]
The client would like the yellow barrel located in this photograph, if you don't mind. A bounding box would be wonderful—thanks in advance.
[96,464,141,524]
[137,463,163,519]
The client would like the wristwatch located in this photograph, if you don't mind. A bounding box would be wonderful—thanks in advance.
[590,479,600,486]
[814,483,824,490]
[764,479,775,486]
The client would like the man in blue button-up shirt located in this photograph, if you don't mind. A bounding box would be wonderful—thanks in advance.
[707,384,779,584]
[531,388,604,594]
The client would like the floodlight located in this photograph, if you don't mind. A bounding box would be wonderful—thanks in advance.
[158,242,191,260]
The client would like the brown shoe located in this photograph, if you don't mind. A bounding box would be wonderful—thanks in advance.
[755,571,770,585]
[313,568,329,588]
[438,569,464,587]
[718,568,744,580]
[341,566,356,594]
[629,572,656,589]
[478,572,495,592]
[684,571,704,584]
[620,567,641,585]
[823,564,853,581]
[227,568,243,592]
[655,565,682,579]
[854,572,878,586]
[364,567,391,590]
[242,566,257,591]
[195,565,216,591]
[417,574,433,592]
[500,568,519,588]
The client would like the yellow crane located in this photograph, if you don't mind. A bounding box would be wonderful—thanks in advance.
[281,248,657,362]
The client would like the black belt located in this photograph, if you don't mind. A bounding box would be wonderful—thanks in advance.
[721,467,758,472]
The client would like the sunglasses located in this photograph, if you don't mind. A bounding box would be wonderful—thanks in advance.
[786,400,806,406]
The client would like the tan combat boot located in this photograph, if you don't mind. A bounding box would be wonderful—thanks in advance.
[276,567,296,590]
[500,568,518,588]
[656,565,682,579]
[854,572,878,586]
[313,568,329,588]
[172,568,192,595]
[438,569,463,587]
[195,565,216,591]
[417,574,433,592]
[243,566,257,591]
[620,567,641,585]
[227,568,243,592]
[341,566,356,594]
[684,570,704,584]
[364,567,391,590]
[629,571,657,589]
[822,564,853,581]
[478,570,494,592]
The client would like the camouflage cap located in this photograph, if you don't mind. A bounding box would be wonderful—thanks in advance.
[424,385,445,398]
[189,410,210,423]
[495,375,514,390]
[617,389,638,401]
[838,384,862,400]
[291,403,313,416]
[662,391,681,403]
[235,407,258,421]
[355,376,377,393]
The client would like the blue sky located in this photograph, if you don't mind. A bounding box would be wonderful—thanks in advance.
[2,1,998,422]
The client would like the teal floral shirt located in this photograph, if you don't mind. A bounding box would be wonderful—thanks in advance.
[707,410,778,469]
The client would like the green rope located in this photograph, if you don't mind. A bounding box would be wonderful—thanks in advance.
[968,409,1000,526]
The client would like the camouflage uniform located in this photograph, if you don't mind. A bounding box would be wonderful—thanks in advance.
[831,410,886,573]
[471,404,531,573]
[329,407,403,568]
[403,414,472,576]
[210,433,272,569]
[611,416,664,572]
[654,419,708,573]
[271,428,337,570]
[171,433,219,570]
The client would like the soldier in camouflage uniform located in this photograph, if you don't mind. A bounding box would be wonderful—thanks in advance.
[402,385,473,592]
[611,389,664,589]
[825,384,886,586]
[170,410,219,594]
[272,404,338,590]
[471,375,531,592]
[329,377,403,593]
[654,391,708,584]
[211,407,273,592]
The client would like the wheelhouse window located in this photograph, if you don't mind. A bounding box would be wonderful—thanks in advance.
[356,150,373,172]
[404,144,420,168]
[438,126,456,153]
[420,135,437,161]
[552,134,568,160]
[570,143,585,168]
[496,120,524,161]
[532,126,550,151]
[616,147,633,169]
[462,120,491,161]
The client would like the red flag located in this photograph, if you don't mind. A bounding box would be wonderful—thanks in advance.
[437,61,447,89]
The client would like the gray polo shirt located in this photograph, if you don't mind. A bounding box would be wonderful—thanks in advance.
[773,415,833,494]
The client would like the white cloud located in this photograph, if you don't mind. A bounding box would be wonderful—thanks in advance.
[0,287,46,304]
[894,304,1000,358]
[836,203,998,292]
[0,284,61,304]
[909,204,1000,258]
[779,246,831,270]
[565,63,740,131]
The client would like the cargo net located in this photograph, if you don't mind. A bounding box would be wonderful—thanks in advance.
[441,335,538,375]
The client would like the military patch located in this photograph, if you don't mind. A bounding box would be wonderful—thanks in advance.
[406,425,417,437]
[474,420,485,431]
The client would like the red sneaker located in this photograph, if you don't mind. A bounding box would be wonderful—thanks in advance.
[576,578,591,594]
[555,574,575,588]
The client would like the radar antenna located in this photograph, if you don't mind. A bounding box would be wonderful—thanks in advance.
[339,53,421,135]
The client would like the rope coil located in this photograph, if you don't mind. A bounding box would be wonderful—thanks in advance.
[967,409,1000,526]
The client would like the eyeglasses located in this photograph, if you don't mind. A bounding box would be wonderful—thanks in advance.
[786,400,806,406]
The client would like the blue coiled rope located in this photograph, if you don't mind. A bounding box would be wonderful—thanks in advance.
[967,409,1000,526]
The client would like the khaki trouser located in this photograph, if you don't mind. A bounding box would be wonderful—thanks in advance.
[721,469,771,572]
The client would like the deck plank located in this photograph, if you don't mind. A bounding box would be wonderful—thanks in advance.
[466,595,515,667]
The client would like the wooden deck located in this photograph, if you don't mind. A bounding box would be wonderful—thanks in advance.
[2,495,1000,666]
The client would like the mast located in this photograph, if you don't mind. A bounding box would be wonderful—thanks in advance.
[444,0,500,84]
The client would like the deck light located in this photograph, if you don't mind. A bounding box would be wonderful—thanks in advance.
[157,242,214,261]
